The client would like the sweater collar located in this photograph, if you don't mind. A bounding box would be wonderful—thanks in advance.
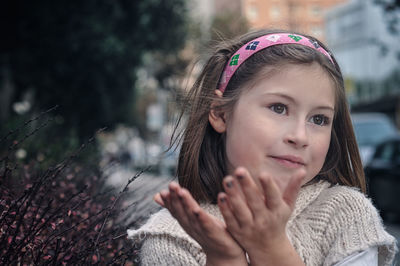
[288,180,331,225]
[203,180,331,224]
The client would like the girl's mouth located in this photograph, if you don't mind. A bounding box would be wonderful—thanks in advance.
[270,155,305,169]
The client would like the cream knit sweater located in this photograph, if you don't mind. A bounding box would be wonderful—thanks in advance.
[128,181,397,266]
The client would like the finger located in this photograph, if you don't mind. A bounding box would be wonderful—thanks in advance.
[282,170,306,210]
[178,187,198,208]
[217,192,240,231]
[179,188,222,235]
[260,174,282,210]
[233,167,265,216]
[162,186,200,239]
[153,193,165,207]
[223,176,253,227]
[160,189,171,209]
[167,182,191,225]
[178,188,203,225]
[174,188,206,239]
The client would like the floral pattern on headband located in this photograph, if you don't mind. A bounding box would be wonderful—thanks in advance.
[218,33,334,93]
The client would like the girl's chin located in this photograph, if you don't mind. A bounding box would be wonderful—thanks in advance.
[256,168,300,191]
[227,165,304,192]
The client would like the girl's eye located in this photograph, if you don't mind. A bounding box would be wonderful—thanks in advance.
[311,115,330,126]
[269,103,287,115]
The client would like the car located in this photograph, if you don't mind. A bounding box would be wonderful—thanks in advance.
[351,112,399,166]
[364,137,400,218]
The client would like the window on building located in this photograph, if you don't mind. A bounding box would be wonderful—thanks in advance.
[247,5,259,21]
[310,26,323,37]
[270,5,281,20]
[292,5,301,16]
[310,5,322,17]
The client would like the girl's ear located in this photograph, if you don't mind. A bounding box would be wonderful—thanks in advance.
[209,90,227,133]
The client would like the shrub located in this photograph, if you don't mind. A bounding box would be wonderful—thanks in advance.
[0,110,146,265]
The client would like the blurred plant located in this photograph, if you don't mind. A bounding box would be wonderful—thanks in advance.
[0,109,149,265]
[0,0,189,140]
[210,11,249,42]
[382,68,400,94]
[371,0,400,63]
[374,0,400,34]
[0,106,99,170]
[353,67,400,102]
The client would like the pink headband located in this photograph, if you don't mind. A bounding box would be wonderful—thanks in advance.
[218,33,334,93]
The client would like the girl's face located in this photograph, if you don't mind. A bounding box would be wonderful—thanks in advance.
[214,63,335,190]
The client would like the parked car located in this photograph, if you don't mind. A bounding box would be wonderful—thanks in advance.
[364,137,400,218]
[351,112,398,166]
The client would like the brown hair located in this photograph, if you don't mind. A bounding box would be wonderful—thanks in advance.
[171,29,365,203]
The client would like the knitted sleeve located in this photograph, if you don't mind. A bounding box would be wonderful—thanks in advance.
[127,209,207,265]
[139,233,205,266]
[322,186,397,266]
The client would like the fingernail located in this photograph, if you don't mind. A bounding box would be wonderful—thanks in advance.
[220,197,226,203]
[226,181,233,188]
[194,212,199,218]
[237,174,244,180]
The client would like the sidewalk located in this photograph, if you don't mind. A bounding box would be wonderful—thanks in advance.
[105,167,173,226]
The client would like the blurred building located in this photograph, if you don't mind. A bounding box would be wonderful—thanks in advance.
[189,0,215,33]
[325,0,400,126]
[189,0,243,32]
[242,0,347,41]
[190,0,351,42]
[326,0,399,82]
[215,0,242,14]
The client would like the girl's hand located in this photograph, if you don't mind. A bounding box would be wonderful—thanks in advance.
[154,182,247,266]
[217,167,306,266]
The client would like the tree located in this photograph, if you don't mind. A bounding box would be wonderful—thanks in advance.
[210,12,249,42]
[0,0,188,139]
[374,0,400,33]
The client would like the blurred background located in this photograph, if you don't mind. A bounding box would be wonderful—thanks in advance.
[1,0,400,263]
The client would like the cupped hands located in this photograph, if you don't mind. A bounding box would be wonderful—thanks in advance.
[217,167,306,266]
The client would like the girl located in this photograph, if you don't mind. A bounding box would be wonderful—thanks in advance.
[128,29,397,265]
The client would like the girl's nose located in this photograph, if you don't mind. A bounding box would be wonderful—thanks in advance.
[284,121,309,148]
